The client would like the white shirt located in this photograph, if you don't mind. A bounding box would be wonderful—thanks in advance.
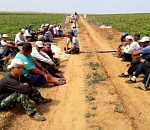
[53,27,59,35]
[67,37,80,48]
[124,41,140,54]
[31,46,53,65]
[15,32,27,43]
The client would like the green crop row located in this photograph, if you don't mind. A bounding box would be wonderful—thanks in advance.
[0,13,67,40]
[87,13,150,37]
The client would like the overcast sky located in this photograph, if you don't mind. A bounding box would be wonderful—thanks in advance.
[0,0,150,14]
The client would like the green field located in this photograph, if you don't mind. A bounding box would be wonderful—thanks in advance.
[87,13,150,37]
[0,13,67,40]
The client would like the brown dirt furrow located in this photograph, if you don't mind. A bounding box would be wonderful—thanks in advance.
[81,17,150,130]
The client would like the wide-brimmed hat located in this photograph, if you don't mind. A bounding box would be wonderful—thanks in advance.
[139,36,150,43]
[38,35,44,41]
[2,34,9,38]
[35,41,44,47]
[7,58,28,69]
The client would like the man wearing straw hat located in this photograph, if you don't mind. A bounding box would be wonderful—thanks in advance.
[15,29,28,46]
[0,34,20,58]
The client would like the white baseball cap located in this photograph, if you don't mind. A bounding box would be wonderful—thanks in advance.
[7,59,28,69]
[139,36,150,43]
[45,23,49,27]
[125,35,133,40]
[50,25,53,28]
[35,41,44,47]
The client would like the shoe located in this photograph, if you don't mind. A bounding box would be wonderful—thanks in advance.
[54,70,61,73]
[118,73,129,78]
[30,113,46,121]
[125,79,136,84]
[36,98,52,105]
[136,83,146,91]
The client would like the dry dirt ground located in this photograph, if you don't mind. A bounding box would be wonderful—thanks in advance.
[1,17,150,130]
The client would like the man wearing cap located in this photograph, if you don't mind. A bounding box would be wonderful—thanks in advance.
[124,36,150,83]
[113,32,129,57]
[15,29,28,46]
[53,24,59,37]
[15,43,65,85]
[121,35,140,62]
[43,25,53,42]
[49,25,54,37]
[24,25,37,41]
[42,42,60,66]
[31,41,61,78]
[72,25,78,37]
[0,34,20,58]
[65,30,80,54]
[0,58,51,121]
[118,36,150,83]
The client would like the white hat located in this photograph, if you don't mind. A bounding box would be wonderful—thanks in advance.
[21,29,25,33]
[38,35,44,41]
[45,23,49,27]
[72,25,76,28]
[41,24,45,28]
[35,41,44,47]
[125,35,133,40]
[50,25,53,28]
[139,36,150,43]
[2,34,9,38]
[7,58,28,69]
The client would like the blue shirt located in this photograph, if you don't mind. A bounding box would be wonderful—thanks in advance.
[138,45,150,58]
[15,53,35,76]
[72,28,78,37]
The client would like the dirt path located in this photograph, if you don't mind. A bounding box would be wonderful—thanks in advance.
[80,18,150,130]
[4,17,150,130]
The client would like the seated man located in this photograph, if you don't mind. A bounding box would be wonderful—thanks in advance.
[137,68,150,91]
[31,41,61,78]
[15,29,28,46]
[24,25,37,41]
[43,24,53,42]
[118,36,150,83]
[64,30,80,54]
[113,32,129,57]
[121,35,140,62]
[15,43,65,86]
[38,35,60,65]
[0,58,51,121]
[0,34,20,58]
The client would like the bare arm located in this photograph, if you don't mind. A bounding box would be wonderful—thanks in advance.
[33,59,48,73]
[132,50,141,56]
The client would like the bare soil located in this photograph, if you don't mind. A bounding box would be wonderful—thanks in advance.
[1,17,150,130]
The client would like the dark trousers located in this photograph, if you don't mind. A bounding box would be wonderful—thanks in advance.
[135,63,150,77]
[127,60,141,75]
[37,61,59,78]
[1,47,19,57]
[122,53,132,62]
[64,47,80,54]
[143,69,150,88]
